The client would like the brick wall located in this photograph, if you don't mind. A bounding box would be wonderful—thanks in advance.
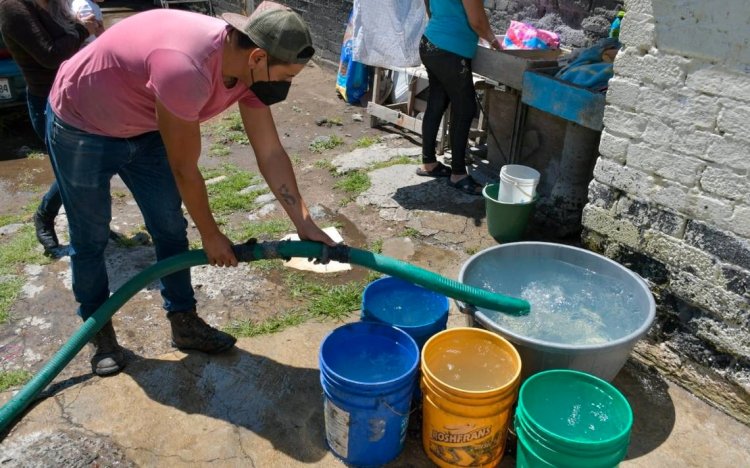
[582,0,750,423]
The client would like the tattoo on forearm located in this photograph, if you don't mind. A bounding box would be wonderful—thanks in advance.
[279,184,297,206]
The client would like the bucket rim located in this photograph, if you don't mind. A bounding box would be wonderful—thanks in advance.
[361,276,450,330]
[420,327,522,396]
[319,322,420,389]
[517,369,634,447]
[457,241,657,351]
[482,183,537,206]
[500,164,541,181]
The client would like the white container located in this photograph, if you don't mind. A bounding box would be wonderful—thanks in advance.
[498,164,540,203]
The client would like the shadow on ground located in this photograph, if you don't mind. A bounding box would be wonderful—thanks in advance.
[615,361,676,460]
[124,346,329,463]
[392,178,485,226]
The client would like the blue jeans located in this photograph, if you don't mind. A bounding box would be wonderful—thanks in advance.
[26,91,62,219]
[45,105,196,319]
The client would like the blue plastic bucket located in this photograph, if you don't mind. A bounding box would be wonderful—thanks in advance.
[320,321,420,466]
[361,276,449,350]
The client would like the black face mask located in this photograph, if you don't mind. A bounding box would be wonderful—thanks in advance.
[249,64,290,106]
[250,80,291,106]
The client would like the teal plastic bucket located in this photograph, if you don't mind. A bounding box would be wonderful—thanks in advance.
[320,322,419,467]
[483,183,535,243]
[515,370,633,468]
[361,276,449,349]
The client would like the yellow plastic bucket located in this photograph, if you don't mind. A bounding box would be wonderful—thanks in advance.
[421,328,522,467]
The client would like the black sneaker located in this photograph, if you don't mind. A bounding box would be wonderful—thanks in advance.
[33,209,59,252]
[167,309,236,353]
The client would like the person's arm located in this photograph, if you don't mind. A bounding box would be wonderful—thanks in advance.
[155,99,238,267]
[239,102,337,246]
[462,0,500,49]
[0,1,87,69]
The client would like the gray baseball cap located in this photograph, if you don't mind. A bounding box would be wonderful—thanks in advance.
[222,8,314,64]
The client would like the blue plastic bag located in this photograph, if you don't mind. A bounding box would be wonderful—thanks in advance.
[336,12,370,104]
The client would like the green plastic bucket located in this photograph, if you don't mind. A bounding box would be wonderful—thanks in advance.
[483,183,535,243]
[515,370,633,468]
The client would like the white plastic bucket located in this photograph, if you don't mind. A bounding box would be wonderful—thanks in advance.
[498,165,540,204]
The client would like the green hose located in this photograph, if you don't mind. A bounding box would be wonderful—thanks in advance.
[0,241,529,433]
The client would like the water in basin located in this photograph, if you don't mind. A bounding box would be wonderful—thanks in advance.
[473,256,642,346]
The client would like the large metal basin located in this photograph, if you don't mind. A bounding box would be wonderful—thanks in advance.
[458,242,655,381]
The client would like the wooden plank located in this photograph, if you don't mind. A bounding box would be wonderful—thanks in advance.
[366,102,424,134]
[473,47,560,90]
[521,69,605,130]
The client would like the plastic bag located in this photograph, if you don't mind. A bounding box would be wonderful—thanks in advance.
[336,12,370,104]
[502,21,560,50]
[351,0,427,67]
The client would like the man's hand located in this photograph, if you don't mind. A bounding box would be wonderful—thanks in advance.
[201,231,238,267]
[297,219,338,247]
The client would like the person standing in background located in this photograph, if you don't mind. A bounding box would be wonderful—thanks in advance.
[0,0,99,252]
[416,0,500,195]
[70,0,104,44]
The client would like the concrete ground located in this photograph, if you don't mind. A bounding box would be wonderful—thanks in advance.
[2,314,750,467]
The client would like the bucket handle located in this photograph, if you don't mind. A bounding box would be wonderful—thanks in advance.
[505,178,535,200]
[381,398,418,417]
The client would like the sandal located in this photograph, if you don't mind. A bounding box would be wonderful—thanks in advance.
[448,175,483,196]
[416,162,452,177]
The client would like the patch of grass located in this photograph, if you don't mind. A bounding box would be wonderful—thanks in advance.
[189,238,203,250]
[464,246,479,255]
[334,170,370,207]
[0,202,37,228]
[111,190,128,199]
[0,225,51,276]
[0,276,23,324]
[209,112,249,146]
[0,226,52,322]
[209,143,232,158]
[290,154,303,166]
[223,310,307,338]
[370,155,416,170]
[354,135,381,148]
[251,258,284,272]
[201,164,261,215]
[334,171,370,195]
[314,159,336,173]
[229,219,293,242]
[0,369,33,391]
[112,230,151,248]
[285,273,367,320]
[0,214,23,228]
[309,135,344,153]
[369,239,383,254]
[399,227,420,238]
[27,152,46,160]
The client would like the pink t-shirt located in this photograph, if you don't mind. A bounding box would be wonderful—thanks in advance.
[49,9,263,138]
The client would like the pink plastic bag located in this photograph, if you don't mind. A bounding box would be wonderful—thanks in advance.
[503,21,560,50]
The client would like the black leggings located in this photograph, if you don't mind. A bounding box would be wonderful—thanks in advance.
[419,36,477,176]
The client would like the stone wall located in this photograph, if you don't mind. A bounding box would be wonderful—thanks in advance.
[484,0,621,48]
[212,0,351,65]
[214,1,621,67]
[582,0,750,424]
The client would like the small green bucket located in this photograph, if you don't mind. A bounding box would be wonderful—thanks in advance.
[483,183,535,243]
[515,370,633,468]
